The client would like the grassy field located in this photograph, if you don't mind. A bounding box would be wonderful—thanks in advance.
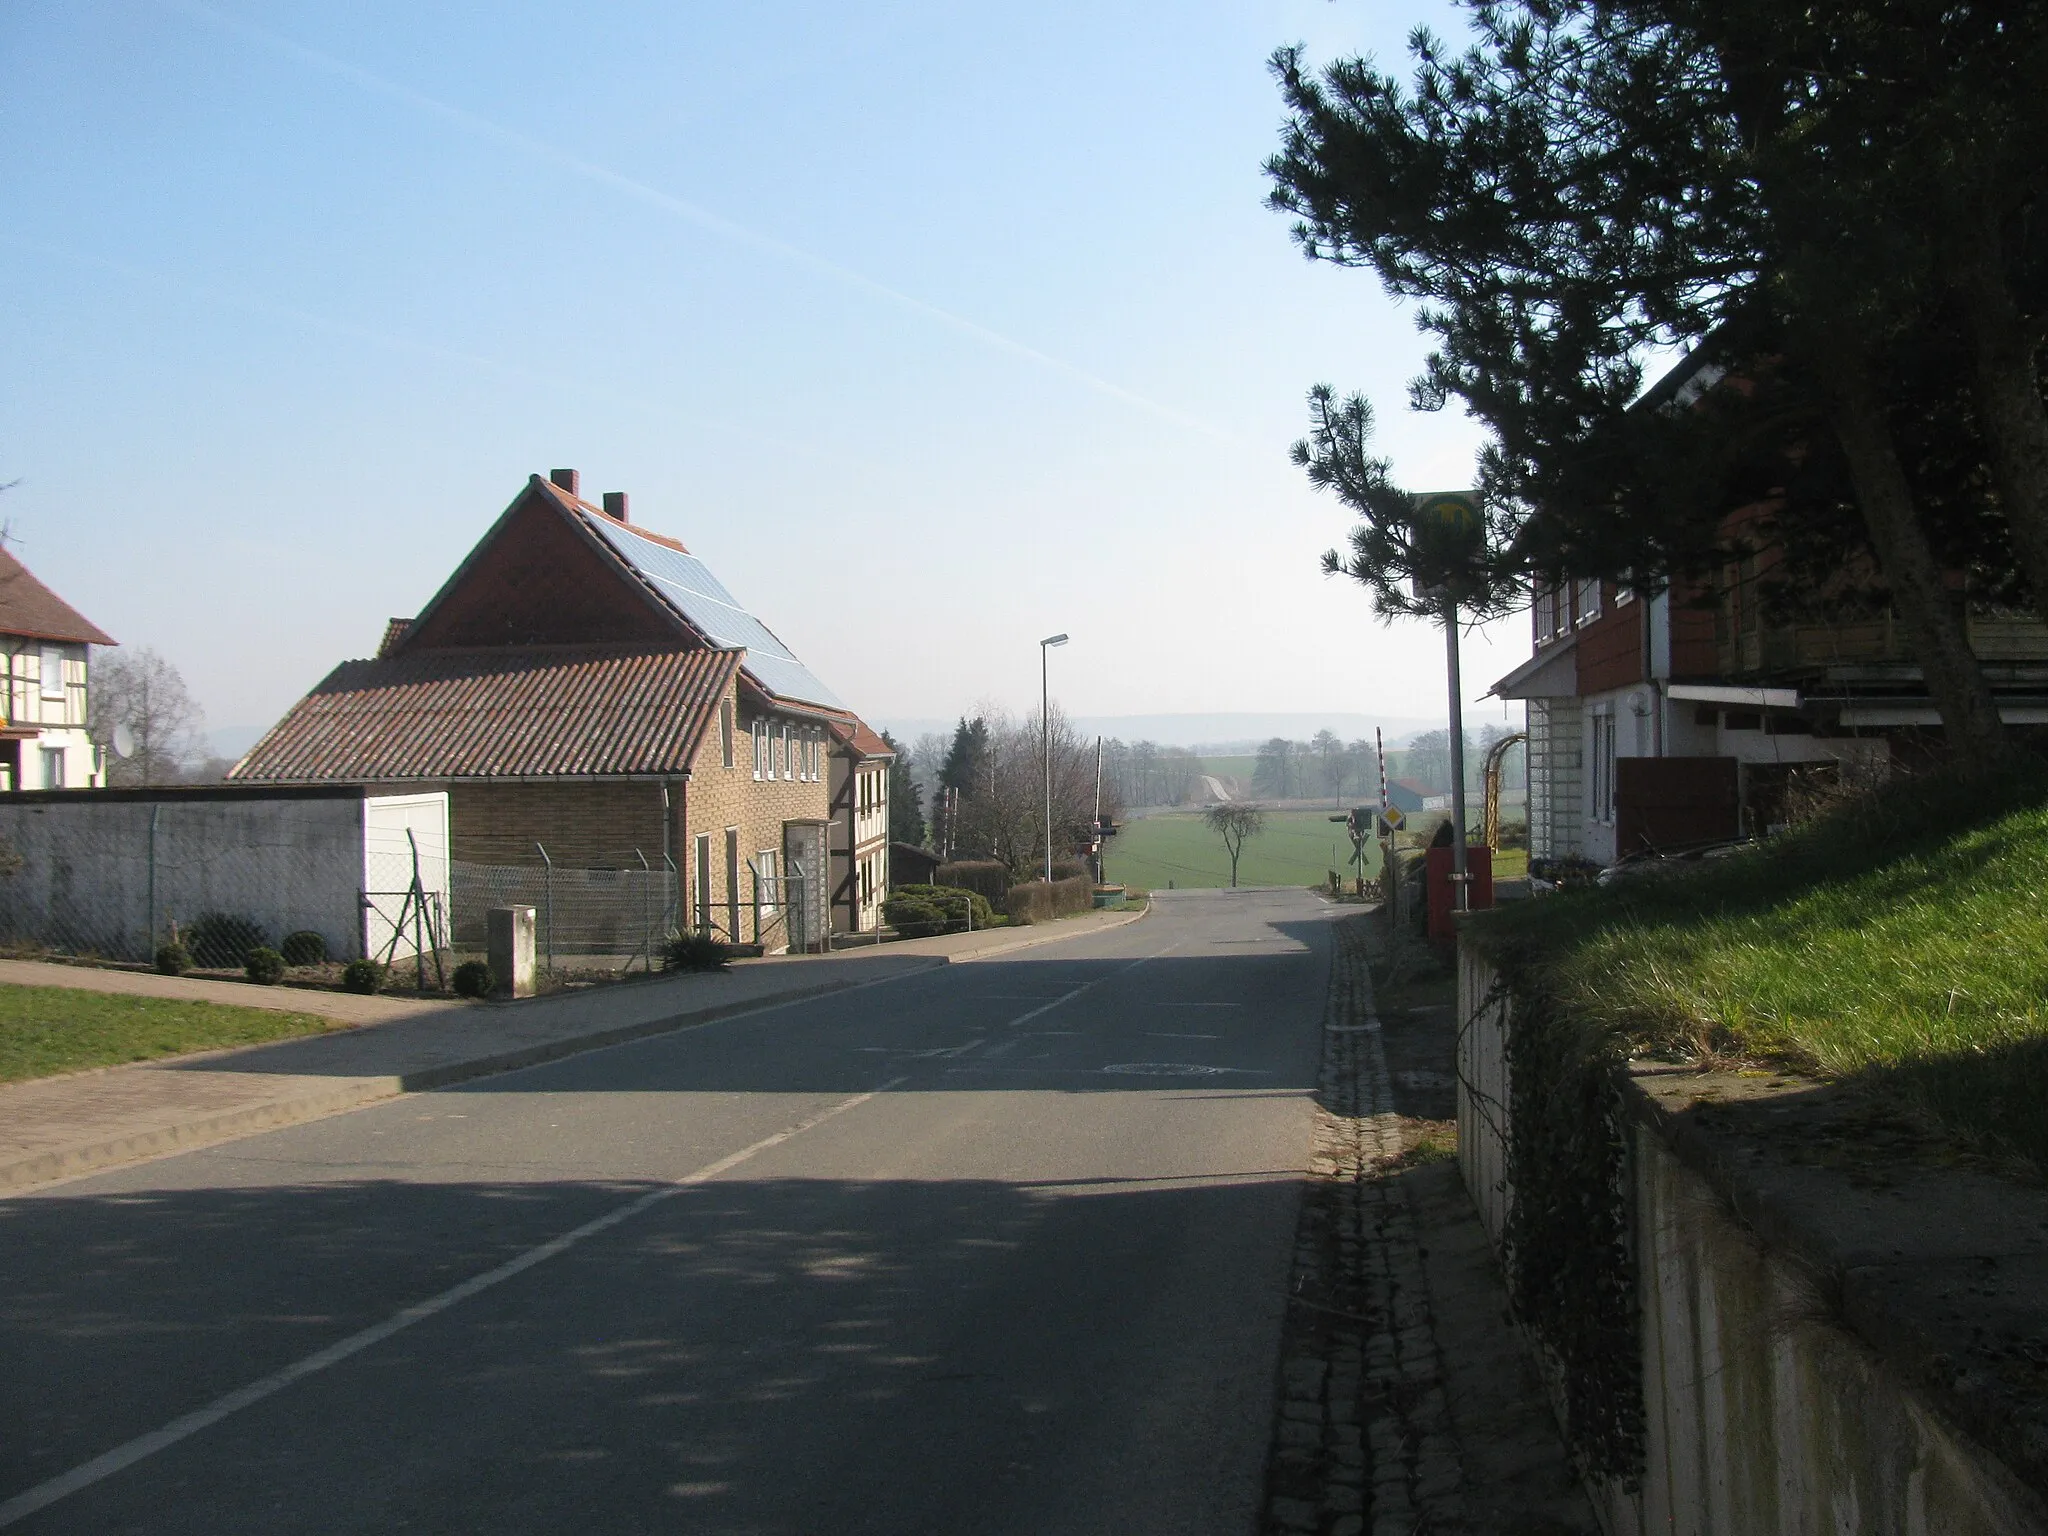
[1104,810,1385,890]
[0,985,341,1082]
[1471,762,2048,1174]
[1196,755,1257,781]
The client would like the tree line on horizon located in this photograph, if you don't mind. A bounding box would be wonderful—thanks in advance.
[1249,726,1525,802]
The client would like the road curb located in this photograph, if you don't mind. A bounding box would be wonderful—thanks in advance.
[2,909,1152,1194]
[0,959,950,1195]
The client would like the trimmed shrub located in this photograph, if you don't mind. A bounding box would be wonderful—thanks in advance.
[665,932,733,972]
[243,947,286,985]
[153,941,191,976]
[1004,876,1093,926]
[280,930,328,967]
[184,912,269,969]
[452,960,493,998]
[933,860,1010,903]
[341,959,384,995]
[1051,857,1089,884]
[884,884,993,937]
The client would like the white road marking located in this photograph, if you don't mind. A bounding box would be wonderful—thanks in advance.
[1146,1032,1221,1040]
[1143,1001,1243,1008]
[0,1081,905,1529]
[1001,946,1177,1030]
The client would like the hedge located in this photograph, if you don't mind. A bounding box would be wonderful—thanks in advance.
[883,884,995,938]
[934,860,1010,902]
[1004,876,1093,926]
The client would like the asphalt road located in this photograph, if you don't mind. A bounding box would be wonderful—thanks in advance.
[0,888,1334,1535]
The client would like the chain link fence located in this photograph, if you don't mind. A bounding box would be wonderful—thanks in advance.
[451,844,681,972]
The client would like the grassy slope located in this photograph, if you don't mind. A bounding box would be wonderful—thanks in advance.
[1469,763,2048,1173]
[0,985,339,1082]
[1106,810,1385,890]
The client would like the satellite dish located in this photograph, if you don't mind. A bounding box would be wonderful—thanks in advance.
[111,723,136,758]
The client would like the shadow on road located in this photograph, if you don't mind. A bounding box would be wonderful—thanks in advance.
[2,1170,1303,1533]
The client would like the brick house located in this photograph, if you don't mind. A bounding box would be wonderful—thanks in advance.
[232,470,891,949]
[1496,350,2048,866]
[0,546,116,791]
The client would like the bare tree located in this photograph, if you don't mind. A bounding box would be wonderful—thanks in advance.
[88,647,206,786]
[1311,729,1346,797]
[1203,803,1267,888]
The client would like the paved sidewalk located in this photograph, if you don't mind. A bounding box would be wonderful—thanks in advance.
[0,905,1146,1193]
[1261,915,1593,1535]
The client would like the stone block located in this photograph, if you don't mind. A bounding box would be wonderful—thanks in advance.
[487,905,537,998]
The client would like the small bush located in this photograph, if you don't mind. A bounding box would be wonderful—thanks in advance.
[1004,876,1093,926]
[153,941,191,976]
[884,884,993,937]
[934,860,1010,903]
[184,912,269,969]
[341,959,384,995]
[452,960,493,998]
[280,930,328,967]
[665,932,733,972]
[243,947,286,985]
[1050,856,1089,883]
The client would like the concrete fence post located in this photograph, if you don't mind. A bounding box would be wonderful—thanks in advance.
[487,906,536,999]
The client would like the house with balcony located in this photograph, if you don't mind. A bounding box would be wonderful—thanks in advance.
[0,547,115,791]
[1494,349,2048,867]
[232,470,894,949]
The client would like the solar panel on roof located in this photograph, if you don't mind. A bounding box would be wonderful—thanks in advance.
[584,515,845,709]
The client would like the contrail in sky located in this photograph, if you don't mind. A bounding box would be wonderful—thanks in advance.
[0,234,889,476]
[161,0,1238,445]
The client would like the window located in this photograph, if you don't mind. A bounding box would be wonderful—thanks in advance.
[1575,578,1602,625]
[720,701,735,769]
[1534,581,1560,642]
[39,646,64,704]
[755,849,779,913]
[778,725,791,781]
[693,835,714,931]
[40,747,64,790]
[1589,712,1617,824]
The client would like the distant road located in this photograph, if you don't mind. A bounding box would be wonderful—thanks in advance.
[1200,775,1233,802]
[2,890,1331,1536]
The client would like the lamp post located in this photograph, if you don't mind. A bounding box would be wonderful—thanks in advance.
[1040,633,1068,883]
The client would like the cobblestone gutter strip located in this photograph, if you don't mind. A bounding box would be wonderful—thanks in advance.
[1264,918,1469,1536]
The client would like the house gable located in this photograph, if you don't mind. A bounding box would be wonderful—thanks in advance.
[397,479,686,652]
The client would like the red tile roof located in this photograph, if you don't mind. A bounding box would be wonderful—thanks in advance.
[830,717,895,759]
[230,644,741,782]
[0,547,115,646]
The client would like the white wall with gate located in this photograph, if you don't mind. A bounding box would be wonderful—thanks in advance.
[0,787,450,964]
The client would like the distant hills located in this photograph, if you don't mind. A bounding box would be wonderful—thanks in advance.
[873,712,1446,751]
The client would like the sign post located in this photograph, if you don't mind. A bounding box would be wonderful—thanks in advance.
[1413,491,1484,915]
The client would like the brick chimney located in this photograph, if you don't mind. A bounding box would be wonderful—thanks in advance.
[549,468,580,497]
[602,492,629,523]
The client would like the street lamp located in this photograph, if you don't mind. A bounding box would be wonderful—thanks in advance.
[1040,633,1069,883]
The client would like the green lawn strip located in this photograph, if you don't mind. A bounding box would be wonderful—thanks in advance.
[0,985,343,1084]
[1105,810,1385,890]
[1468,761,2048,1174]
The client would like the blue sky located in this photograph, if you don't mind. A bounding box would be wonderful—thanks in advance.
[0,0,1528,748]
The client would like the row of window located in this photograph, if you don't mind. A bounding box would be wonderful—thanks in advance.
[750,718,824,783]
[1532,577,1638,643]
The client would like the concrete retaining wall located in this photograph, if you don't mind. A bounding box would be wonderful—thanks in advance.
[1457,941,2048,1535]
[0,788,448,964]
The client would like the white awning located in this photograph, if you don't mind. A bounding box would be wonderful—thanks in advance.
[1838,704,2048,727]
[1489,635,1578,700]
[1667,683,1802,710]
